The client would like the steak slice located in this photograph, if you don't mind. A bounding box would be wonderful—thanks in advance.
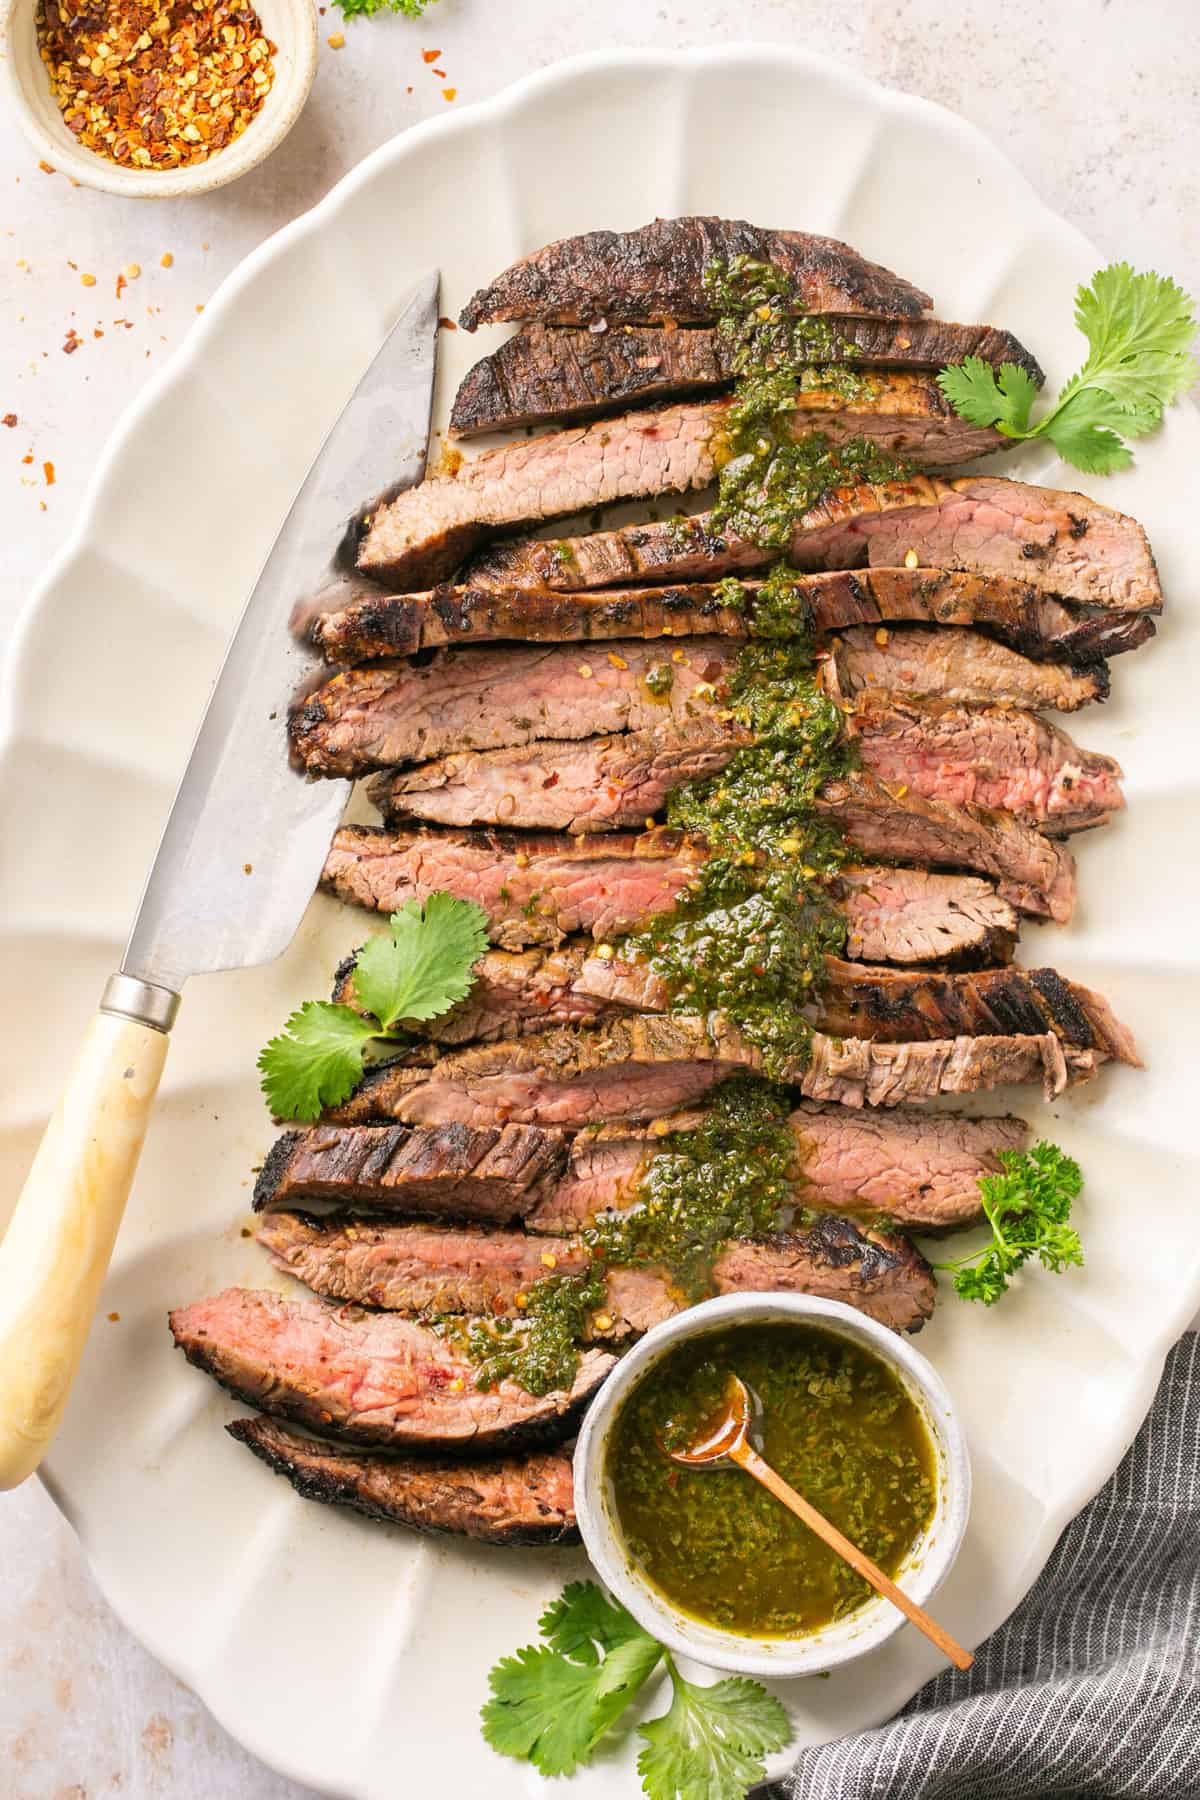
[228,1417,579,1545]
[534,1106,1024,1234]
[458,217,933,329]
[817,959,1141,1064]
[849,698,1124,833]
[825,625,1107,711]
[309,568,1153,665]
[368,725,736,833]
[169,1288,615,1451]
[357,385,1007,588]
[373,714,1105,853]
[819,770,1077,922]
[465,476,1162,614]
[324,1014,1095,1129]
[450,318,1044,435]
[836,866,1017,965]
[255,1211,935,1334]
[253,1120,567,1220]
[290,637,738,777]
[321,823,706,948]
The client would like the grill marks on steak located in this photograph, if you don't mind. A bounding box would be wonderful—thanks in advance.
[849,699,1124,833]
[826,626,1108,712]
[290,637,738,777]
[256,1211,936,1334]
[228,1417,579,1545]
[321,823,706,948]
[819,770,1077,922]
[323,1013,1096,1129]
[169,1288,614,1451]
[465,476,1162,614]
[253,1120,567,1220]
[450,318,1044,435]
[309,568,1153,666]
[356,384,1007,589]
[818,959,1141,1063]
[458,217,933,330]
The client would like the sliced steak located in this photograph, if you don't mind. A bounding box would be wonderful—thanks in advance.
[309,580,748,661]
[458,217,933,329]
[451,318,1043,435]
[290,637,738,777]
[836,866,1017,966]
[818,770,1077,922]
[253,1120,567,1220]
[357,385,1007,588]
[309,567,1153,666]
[228,1417,579,1545]
[850,699,1124,833]
[369,725,736,833]
[169,1288,615,1451]
[825,625,1107,711]
[255,1211,934,1334]
[817,959,1141,1064]
[324,1014,1095,1129]
[321,823,707,948]
[465,476,1162,614]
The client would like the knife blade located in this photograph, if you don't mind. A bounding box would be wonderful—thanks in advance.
[0,271,440,1488]
[122,268,440,1001]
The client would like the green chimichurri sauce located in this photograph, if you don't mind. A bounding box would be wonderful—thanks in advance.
[463,258,903,1402]
[608,1323,937,1637]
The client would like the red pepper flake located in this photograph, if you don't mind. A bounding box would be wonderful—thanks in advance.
[62,329,81,354]
[93,328,104,338]
[107,1311,120,1322]
[1,414,16,429]
[21,453,33,465]
[441,87,456,102]
[405,83,413,93]
[38,160,56,174]
[115,273,126,300]
[433,67,445,77]
[421,47,440,62]
[437,315,457,331]
[43,460,56,486]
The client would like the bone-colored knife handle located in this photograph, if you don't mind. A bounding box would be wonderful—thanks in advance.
[0,1001,171,1489]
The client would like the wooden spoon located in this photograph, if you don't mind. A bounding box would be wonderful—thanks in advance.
[666,1372,973,1672]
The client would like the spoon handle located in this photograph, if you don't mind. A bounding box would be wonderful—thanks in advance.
[731,1441,973,1672]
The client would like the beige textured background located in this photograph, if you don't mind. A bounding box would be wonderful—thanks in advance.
[2,1,1198,1794]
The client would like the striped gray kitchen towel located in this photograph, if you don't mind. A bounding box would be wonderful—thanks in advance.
[772,1330,1200,1800]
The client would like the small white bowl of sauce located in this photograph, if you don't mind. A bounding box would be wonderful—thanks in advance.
[574,1292,971,1678]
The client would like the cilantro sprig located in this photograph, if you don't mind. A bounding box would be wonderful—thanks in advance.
[335,0,436,17]
[482,1581,791,1799]
[257,893,487,1122]
[934,1141,1084,1305]
[938,263,1197,475]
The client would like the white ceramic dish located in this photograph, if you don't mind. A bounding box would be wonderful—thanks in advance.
[574,1294,970,1677]
[1,0,317,197]
[2,44,1199,1800]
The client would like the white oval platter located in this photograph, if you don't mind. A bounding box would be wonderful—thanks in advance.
[2,44,1198,1799]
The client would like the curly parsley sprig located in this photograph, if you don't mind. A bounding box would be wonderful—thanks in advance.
[257,893,487,1122]
[482,1581,791,1799]
[934,1141,1084,1305]
[938,264,1197,475]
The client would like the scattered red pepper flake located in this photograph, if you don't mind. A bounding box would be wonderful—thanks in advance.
[107,1311,120,1322]
[433,66,445,77]
[43,460,56,485]
[1,414,16,428]
[421,47,439,62]
[38,159,56,173]
[62,329,81,353]
[441,87,456,102]
[437,315,457,331]
[21,454,33,465]
[115,273,126,299]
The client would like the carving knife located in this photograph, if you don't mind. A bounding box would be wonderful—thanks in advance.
[0,271,440,1487]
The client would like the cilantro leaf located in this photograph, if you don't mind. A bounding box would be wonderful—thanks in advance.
[256,1003,377,1123]
[481,1631,663,1776]
[351,894,488,1030]
[938,263,1197,475]
[638,1659,792,1800]
[934,1140,1084,1304]
[539,1579,648,1662]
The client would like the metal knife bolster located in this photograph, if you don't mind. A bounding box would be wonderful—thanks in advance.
[101,974,180,1033]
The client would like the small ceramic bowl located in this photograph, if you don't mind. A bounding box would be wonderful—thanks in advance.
[1,0,317,197]
[574,1292,971,1677]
